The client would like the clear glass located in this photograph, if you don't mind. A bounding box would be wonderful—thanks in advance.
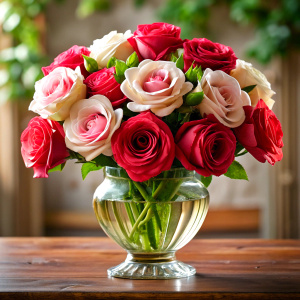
[93,167,209,279]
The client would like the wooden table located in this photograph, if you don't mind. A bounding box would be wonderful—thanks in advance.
[0,237,299,299]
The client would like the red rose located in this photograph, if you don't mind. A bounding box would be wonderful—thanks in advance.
[42,45,90,78]
[20,117,69,178]
[233,100,283,165]
[183,38,237,73]
[111,112,175,182]
[127,22,183,61]
[84,67,127,108]
[175,115,236,177]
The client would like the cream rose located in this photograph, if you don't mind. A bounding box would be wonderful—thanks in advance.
[64,95,123,161]
[230,59,275,109]
[121,59,193,117]
[29,67,86,121]
[196,68,251,128]
[89,30,134,69]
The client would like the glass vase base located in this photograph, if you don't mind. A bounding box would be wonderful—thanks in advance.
[107,260,196,279]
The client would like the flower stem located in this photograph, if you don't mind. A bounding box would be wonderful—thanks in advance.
[129,202,152,240]
[112,201,131,242]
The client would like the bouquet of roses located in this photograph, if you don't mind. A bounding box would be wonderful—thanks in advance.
[20,22,283,187]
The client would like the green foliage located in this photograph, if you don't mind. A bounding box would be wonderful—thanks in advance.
[224,160,248,180]
[185,91,204,106]
[170,53,178,62]
[175,53,184,70]
[82,54,98,73]
[126,52,139,68]
[48,162,66,173]
[81,154,117,180]
[185,64,203,86]
[200,175,212,188]
[76,0,111,19]
[159,0,300,63]
[159,0,213,39]
[81,162,102,180]
[114,60,129,83]
[107,57,129,83]
[107,57,117,68]
[242,84,257,93]
[0,0,51,102]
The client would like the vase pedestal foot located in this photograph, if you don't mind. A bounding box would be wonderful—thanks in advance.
[107,253,196,279]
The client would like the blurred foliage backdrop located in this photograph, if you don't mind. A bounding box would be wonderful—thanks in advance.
[0,0,299,103]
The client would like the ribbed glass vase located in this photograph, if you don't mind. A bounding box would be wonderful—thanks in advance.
[93,167,209,279]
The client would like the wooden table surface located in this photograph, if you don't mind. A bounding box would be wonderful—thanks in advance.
[0,237,300,299]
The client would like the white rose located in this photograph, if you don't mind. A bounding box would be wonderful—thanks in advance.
[196,68,251,128]
[29,67,86,121]
[64,95,123,161]
[89,30,134,69]
[230,59,275,109]
[121,59,193,117]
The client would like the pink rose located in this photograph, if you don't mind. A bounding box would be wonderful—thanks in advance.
[64,95,123,161]
[233,100,283,165]
[20,117,69,178]
[183,38,237,73]
[122,60,193,117]
[29,67,86,121]
[42,45,90,78]
[111,112,175,182]
[128,22,183,61]
[195,68,250,128]
[175,115,236,177]
[84,67,127,108]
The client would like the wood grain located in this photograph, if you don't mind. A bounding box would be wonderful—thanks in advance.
[0,238,299,299]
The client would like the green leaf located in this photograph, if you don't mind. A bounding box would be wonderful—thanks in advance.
[170,53,177,62]
[114,59,128,83]
[134,0,146,7]
[224,161,248,180]
[82,54,98,73]
[200,175,212,188]
[235,142,245,156]
[126,52,139,68]
[177,105,193,114]
[180,112,191,124]
[48,163,66,173]
[185,91,204,106]
[115,59,128,75]
[185,63,197,84]
[175,53,184,70]
[184,63,203,85]
[197,66,203,81]
[107,56,116,68]
[93,154,118,168]
[242,84,256,93]
[114,74,123,84]
[81,162,102,180]
[235,142,248,157]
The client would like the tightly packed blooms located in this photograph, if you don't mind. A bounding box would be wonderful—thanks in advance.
[21,22,283,182]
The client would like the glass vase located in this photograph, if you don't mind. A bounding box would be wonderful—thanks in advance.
[93,167,209,279]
